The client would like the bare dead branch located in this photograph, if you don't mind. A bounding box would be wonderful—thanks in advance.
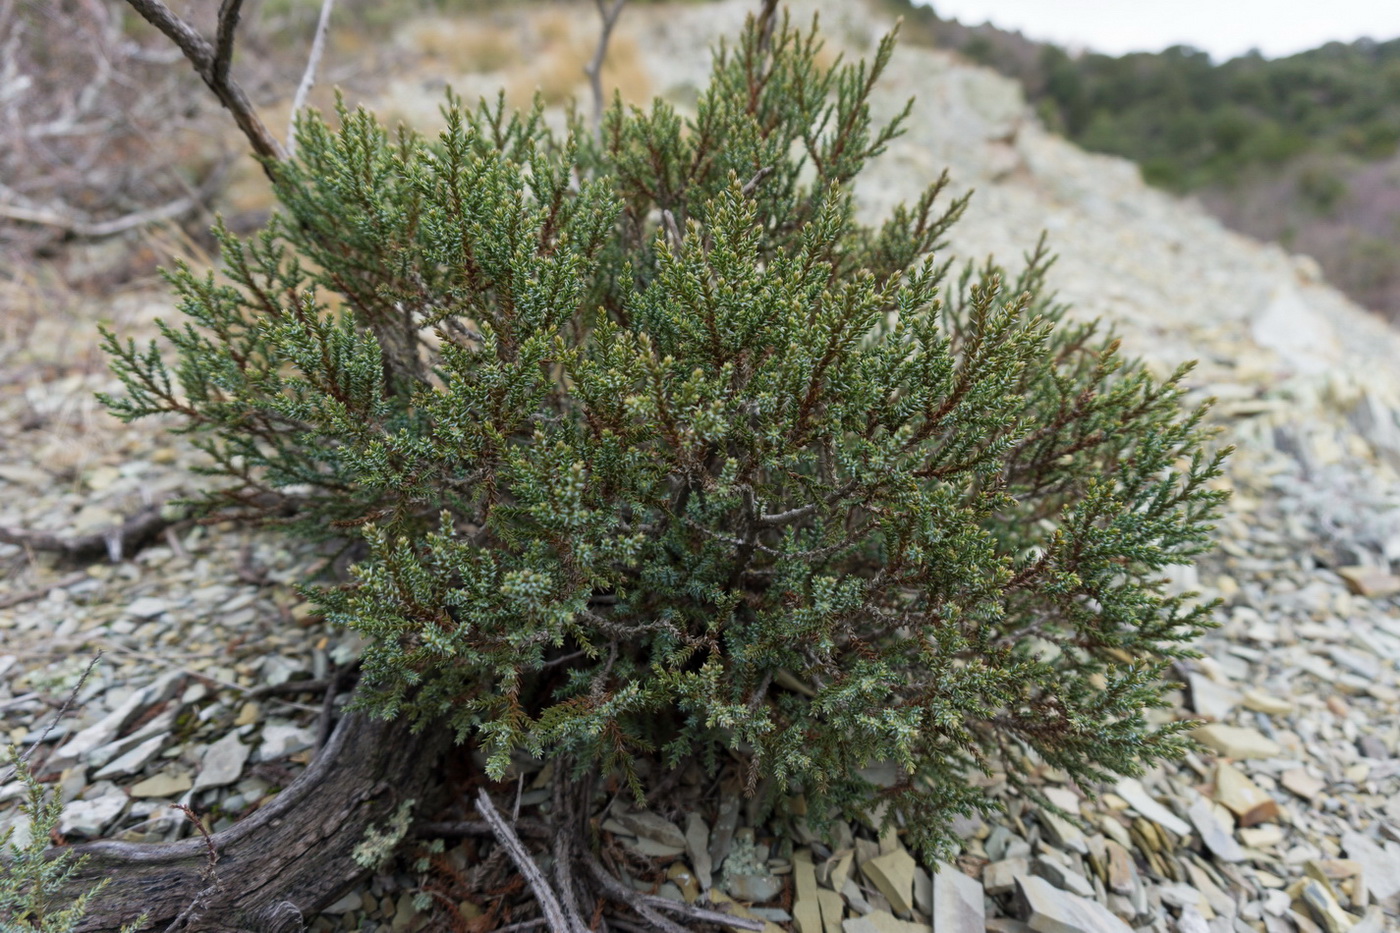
[0,503,174,563]
[584,0,627,136]
[755,0,780,55]
[474,788,578,933]
[583,847,769,933]
[410,819,551,840]
[213,0,248,88]
[0,195,200,239]
[660,208,683,256]
[741,165,774,197]
[58,709,454,932]
[287,0,337,158]
[122,0,287,169]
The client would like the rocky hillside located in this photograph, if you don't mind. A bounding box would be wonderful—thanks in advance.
[2,2,1399,931]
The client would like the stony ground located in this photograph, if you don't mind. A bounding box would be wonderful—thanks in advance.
[3,2,1400,932]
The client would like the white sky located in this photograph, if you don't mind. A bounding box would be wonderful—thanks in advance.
[921,1,1400,62]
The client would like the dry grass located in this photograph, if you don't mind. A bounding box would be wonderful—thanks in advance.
[402,17,523,72]
[504,8,652,109]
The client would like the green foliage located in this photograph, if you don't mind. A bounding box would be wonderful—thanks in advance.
[100,10,1229,857]
[0,747,146,933]
[881,0,1400,192]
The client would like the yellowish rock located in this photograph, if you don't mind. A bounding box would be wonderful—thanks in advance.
[1242,689,1293,715]
[819,849,854,891]
[1337,566,1400,598]
[129,771,193,798]
[841,911,932,933]
[1104,841,1134,895]
[1213,761,1280,826]
[1300,878,1357,933]
[863,846,918,917]
[1100,793,1130,811]
[1239,824,1284,848]
[1192,724,1281,759]
[1282,767,1326,801]
[816,887,845,933]
[792,850,821,933]
[708,889,783,931]
[667,862,699,903]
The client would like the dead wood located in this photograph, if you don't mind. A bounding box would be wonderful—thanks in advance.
[57,706,454,933]
[122,0,287,171]
[0,504,174,563]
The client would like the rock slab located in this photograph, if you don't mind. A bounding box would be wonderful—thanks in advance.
[931,865,983,933]
[1017,874,1134,933]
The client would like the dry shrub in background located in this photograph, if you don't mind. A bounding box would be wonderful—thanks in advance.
[0,0,237,285]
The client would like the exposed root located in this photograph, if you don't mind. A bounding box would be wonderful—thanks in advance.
[0,503,174,563]
[462,765,765,933]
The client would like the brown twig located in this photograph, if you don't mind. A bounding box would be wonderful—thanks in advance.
[755,0,780,55]
[162,803,223,933]
[173,803,220,873]
[122,0,288,169]
[585,0,627,136]
[287,0,337,158]
[475,788,578,933]
[580,850,701,933]
[213,0,247,88]
[740,165,774,197]
[495,921,548,933]
[315,660,361,748]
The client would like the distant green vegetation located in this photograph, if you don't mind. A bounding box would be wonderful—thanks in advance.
[880,0,1400,322]
[884,0,1400,189]
[1031,41,1400,190]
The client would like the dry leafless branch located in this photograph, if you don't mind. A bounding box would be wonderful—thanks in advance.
[0,502,174,563]
[123,0,287,168]
[287,0,338,158]
[474,788,580,933]
[585,0,627,136]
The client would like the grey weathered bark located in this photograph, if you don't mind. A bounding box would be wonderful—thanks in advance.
[60,709,452,933]
[122,0,287,171]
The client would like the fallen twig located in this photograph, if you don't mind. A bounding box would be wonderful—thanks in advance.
[0,503,174,563]
[475,788,578,933]
[0,195,203,239]
[315,660,361,748]
[495,920,548,933]
[0,570,88,610]
[581,850,693,933]
[551,766,592,933]
[1,653,101,779]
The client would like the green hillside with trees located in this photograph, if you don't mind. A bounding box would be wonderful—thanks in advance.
[883,0,1400,323]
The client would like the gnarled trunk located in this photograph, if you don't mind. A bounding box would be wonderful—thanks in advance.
[61,706,453,933]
